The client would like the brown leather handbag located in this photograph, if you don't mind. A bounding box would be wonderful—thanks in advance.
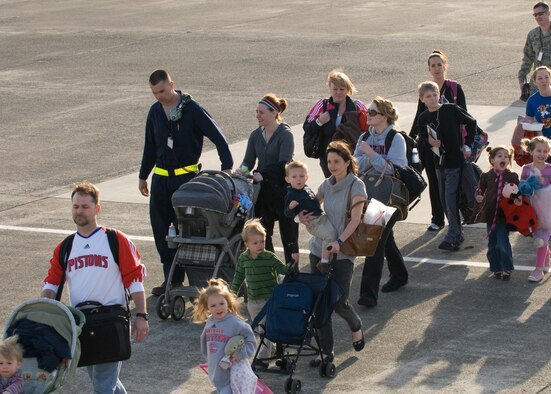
[340,184,384,257]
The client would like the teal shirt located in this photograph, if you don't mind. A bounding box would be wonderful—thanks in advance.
[230,250,289,300]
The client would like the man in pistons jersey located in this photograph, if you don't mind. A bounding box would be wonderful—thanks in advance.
[41,181,148,394]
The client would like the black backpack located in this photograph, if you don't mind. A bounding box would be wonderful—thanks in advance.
[55,228,119,301]
[384,129,422,172]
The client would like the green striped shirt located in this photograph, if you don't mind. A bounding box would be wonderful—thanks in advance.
[230,250,289,300]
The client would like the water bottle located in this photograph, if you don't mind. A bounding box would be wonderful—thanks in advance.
[411,148,420,164]
[168,222,176,238]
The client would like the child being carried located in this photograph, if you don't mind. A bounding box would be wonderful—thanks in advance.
[284,160,337,272]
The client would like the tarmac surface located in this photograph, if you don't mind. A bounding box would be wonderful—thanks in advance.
[2,1,551,393]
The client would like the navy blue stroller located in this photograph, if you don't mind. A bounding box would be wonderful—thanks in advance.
[251,270,343,394]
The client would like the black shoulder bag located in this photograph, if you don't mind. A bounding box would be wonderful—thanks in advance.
[56,229,131,367]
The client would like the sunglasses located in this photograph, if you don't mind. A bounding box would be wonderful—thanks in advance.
[367,109,383,117]
[533,11,547,17]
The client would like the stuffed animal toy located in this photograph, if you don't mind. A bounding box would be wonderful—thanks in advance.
[519,175,543,196]
[499,182,538,237]
[219,335,245,370]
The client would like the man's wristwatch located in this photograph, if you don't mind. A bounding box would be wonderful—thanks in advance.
[336,238,344,247]
[135,312,149,321]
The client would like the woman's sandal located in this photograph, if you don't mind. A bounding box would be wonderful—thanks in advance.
[352,330,365,352]
[502,271,511,281]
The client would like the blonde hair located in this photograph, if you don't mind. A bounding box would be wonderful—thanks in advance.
[327,69,357,96]
[241,218,266,243]
[521,136,551,153]
[372,96,399,125]
[285,160,308,176]
[0,336,23,363]
[418,80,440,98]
[485,145,513,168]
[192,278,241,323]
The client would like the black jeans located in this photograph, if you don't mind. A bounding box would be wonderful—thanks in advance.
[419,143,445,227]
[255,198,299,264]
[150,174,190,283]
[359,214,407,302]
[309,254,362,357]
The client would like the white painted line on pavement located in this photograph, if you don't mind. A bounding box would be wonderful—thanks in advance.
[0,224,535,272]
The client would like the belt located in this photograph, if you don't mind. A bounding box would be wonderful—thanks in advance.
[154,164,200,177]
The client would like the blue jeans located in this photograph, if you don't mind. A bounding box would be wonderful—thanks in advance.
[219,385,232,394]
[437,167,463,244]
[86,362,126,394]
[486,223,514,272]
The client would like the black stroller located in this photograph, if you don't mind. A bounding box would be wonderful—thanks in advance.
[156,170,256,320]
[251,270,343,394]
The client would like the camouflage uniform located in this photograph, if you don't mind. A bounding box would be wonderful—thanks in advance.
[519,26,551,93]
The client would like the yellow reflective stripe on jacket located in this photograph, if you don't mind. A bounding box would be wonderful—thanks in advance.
[154,164,200,176]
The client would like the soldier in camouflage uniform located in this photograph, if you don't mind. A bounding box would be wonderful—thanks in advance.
[519,2,551,96]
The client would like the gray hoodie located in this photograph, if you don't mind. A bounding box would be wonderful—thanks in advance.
[200,312,256,391]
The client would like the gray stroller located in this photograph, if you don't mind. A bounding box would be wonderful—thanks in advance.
[3,298,84,394]
[156,170,257,320]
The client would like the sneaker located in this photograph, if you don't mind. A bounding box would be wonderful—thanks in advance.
[489,272,502,279]
[427,223,444,232]
[528,269,544,283]
[438,241,459,251]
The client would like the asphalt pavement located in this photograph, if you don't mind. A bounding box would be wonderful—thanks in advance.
[1,1,551,393]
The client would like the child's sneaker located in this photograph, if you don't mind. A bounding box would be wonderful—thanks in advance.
[528,269,544,282]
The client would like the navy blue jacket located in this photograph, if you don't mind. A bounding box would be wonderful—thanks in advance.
[139,96,233,179]
[284,185,323,218]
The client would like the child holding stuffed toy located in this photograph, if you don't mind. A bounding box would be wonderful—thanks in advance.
[475,146,519,280]
[193,278,257,394]
[519,136,551,282]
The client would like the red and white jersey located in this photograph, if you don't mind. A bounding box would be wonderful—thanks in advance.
[43,227,145,306]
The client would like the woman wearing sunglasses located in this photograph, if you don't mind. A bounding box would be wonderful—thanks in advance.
[353,97,408,307]
[303,69,367,178]
[409,50,468,232]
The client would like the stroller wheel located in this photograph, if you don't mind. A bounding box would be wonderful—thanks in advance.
[156,295,170,320]
[284,377,292,394]
[284,377,302,394]
[325,362,336,378]
[291,379,301,393]
[170,296,186,321]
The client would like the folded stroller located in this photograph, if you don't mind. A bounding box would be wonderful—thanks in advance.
[3,298,84,394]
[156,170,257,321]
[251,270,343,394]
